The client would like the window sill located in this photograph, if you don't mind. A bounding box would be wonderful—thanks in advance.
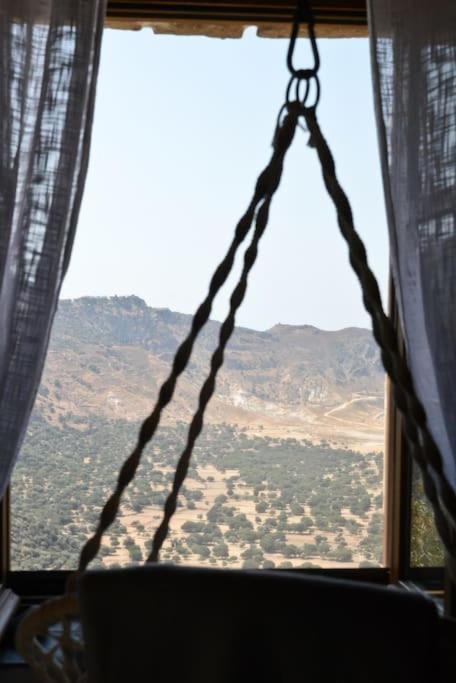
[6,567,390,603]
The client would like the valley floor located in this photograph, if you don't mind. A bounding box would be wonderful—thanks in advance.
[11,419,384,571]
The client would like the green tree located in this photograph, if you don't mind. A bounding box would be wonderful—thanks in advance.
[410,479,443,566]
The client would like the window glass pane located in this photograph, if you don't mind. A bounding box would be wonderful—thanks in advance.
[410,464,444,567]
[11,30,388,570]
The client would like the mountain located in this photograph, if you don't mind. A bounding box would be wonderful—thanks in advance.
[35,296,385,451]
[15,295,386,571]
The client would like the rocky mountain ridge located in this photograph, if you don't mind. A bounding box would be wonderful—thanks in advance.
[35,296,385,451]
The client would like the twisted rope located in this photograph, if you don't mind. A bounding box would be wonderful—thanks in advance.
[147,109,299,562]
[68,33,455,587]
[303,106,456,567]
[67,107,299,590]
[70,98,456,586]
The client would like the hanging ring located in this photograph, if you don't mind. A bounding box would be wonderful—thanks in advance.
[301,73,320,110]
[286,1,320,80]
[295,76,311,104]
[285,73,320,111]
[285,75,309,106]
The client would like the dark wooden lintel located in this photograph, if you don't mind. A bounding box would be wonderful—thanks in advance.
[105,1,368,37]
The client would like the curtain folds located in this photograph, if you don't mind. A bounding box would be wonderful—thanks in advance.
[0,0,105,500]
[369,1,456,542]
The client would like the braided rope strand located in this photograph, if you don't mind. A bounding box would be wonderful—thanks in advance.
[68,108,300,589]
[148,110,298,561]
[303,107,456,563]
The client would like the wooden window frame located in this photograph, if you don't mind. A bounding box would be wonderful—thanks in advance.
[384,284,444,590]
[0,490,19,643]
[104,0,368,36]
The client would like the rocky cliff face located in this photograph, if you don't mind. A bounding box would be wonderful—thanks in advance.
[36,296,385,450]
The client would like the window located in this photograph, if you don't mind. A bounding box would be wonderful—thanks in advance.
[8,29,390,575]
[3,12,435,589]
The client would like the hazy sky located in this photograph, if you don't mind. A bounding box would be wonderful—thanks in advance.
[61,28,389,332]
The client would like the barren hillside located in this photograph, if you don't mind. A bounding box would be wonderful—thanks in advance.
[36,295,385,451]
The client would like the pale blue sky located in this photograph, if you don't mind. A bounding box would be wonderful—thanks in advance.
[61,28,388,332]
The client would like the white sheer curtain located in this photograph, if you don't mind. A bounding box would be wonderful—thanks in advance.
[0,0,105,500]
[369,2,456,520]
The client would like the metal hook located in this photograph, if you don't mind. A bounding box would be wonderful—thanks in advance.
[286,0,320,80]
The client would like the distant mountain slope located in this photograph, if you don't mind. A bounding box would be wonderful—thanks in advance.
[35,296,385,450]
